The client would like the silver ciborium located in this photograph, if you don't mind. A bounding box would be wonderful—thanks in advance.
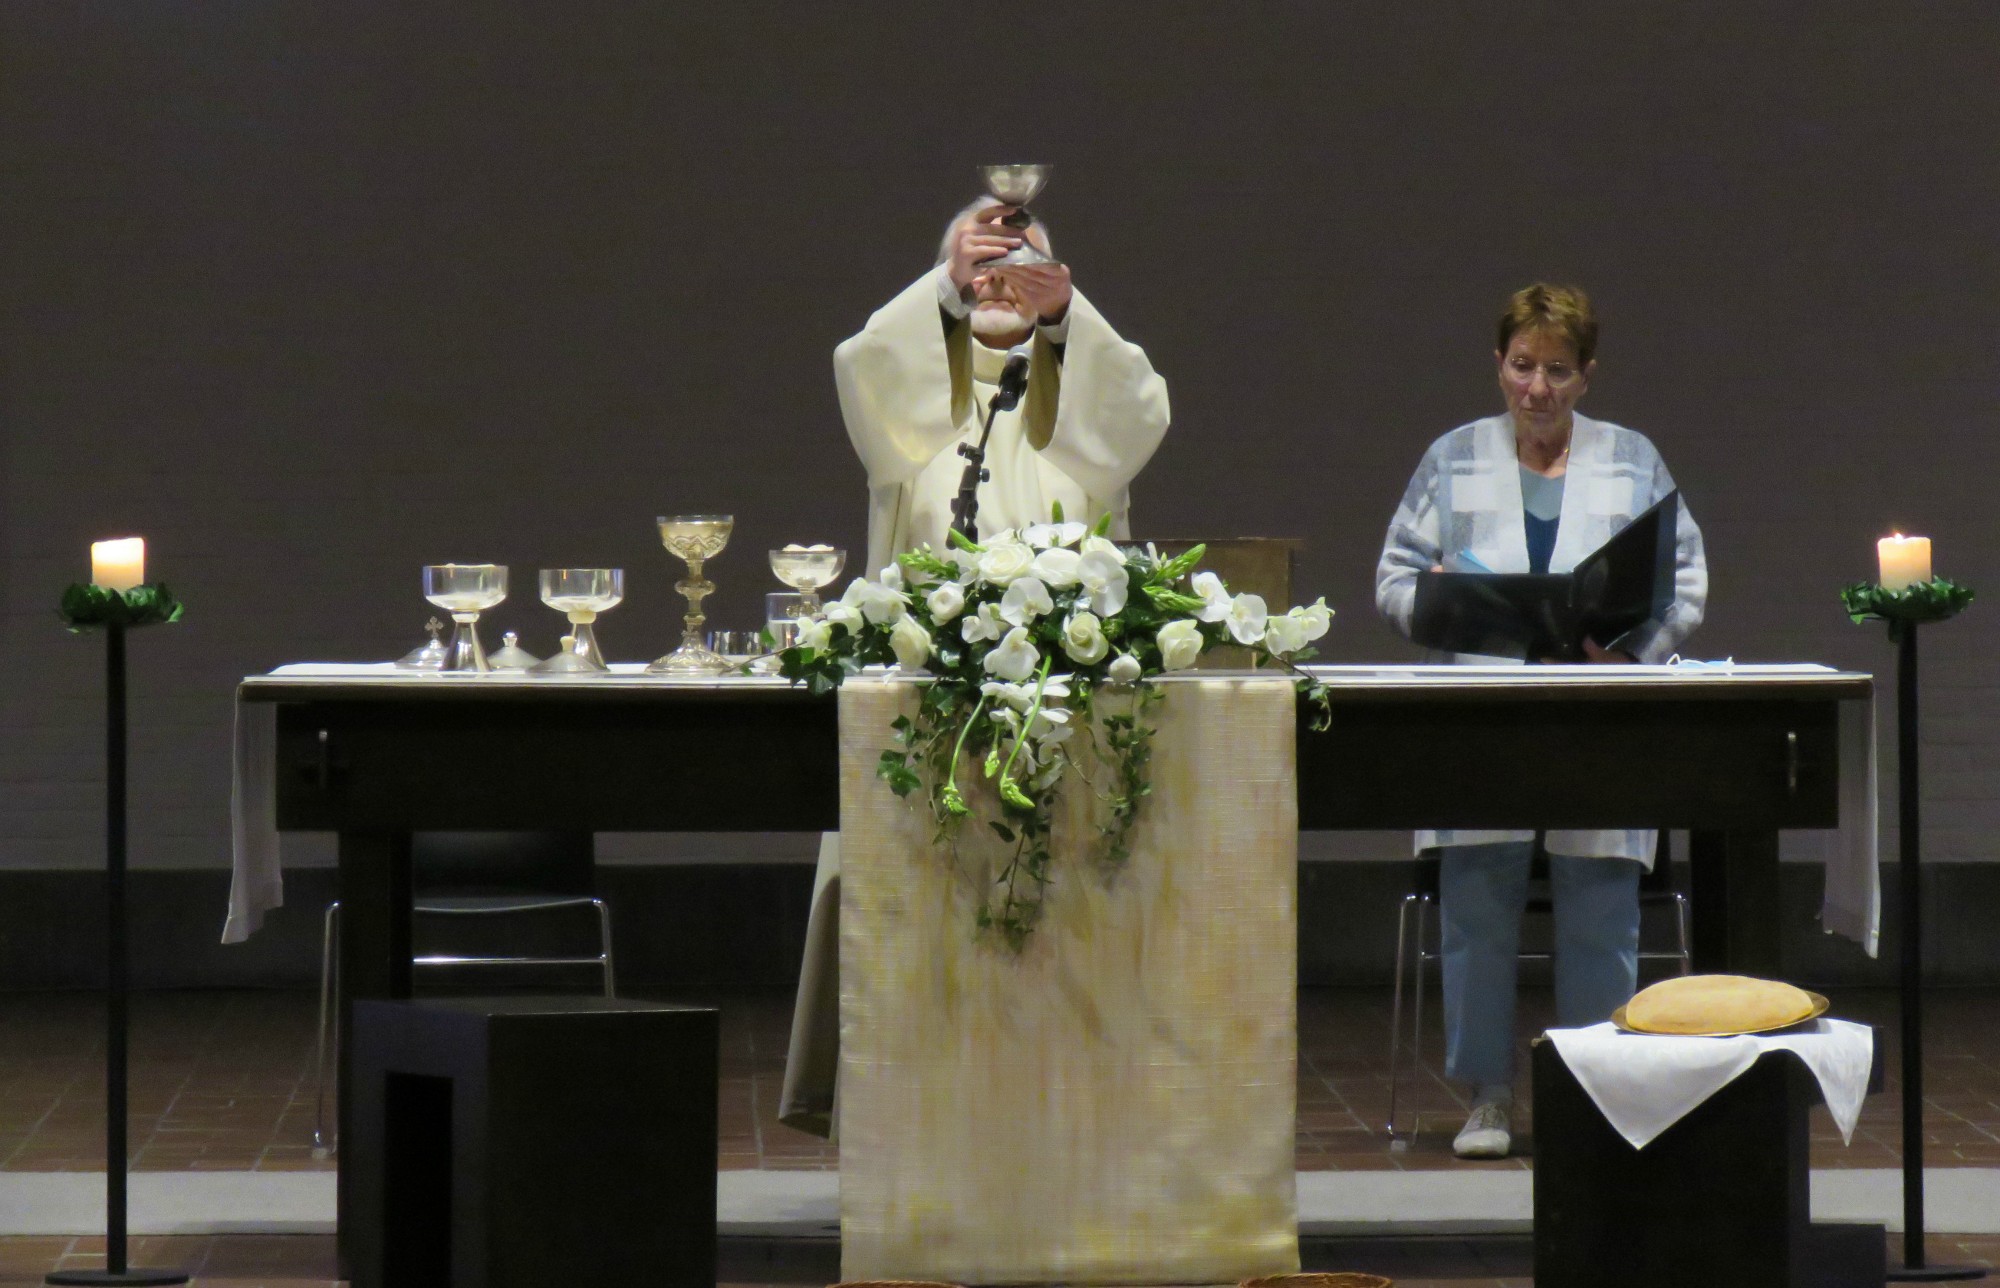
[977,163,1058,268]
[422,564,508,672]
[538,568,624,671]
[649,515,733,675]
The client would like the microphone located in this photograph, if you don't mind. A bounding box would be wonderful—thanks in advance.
[989,343,1032,412]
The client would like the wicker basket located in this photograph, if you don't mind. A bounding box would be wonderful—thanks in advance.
[1240,1274,1394,1288]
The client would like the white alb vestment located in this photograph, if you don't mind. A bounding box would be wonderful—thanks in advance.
[835,263,1170,573]
[1375,412,1709,864]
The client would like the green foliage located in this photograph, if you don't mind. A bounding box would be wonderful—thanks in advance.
[58,582,185,632]
[1842,577,1974,628]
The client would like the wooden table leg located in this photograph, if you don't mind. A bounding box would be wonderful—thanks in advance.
[1687,829,1783,976]
[335,830,412,1280]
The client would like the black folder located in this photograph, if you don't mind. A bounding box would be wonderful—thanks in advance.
[1409,490,1680,660]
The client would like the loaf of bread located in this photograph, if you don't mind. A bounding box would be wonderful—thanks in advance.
[1622,974,1820,1035]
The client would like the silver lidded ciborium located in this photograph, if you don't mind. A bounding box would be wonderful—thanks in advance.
[649,515,734,675]
[537,568,624,672]
[977,164,1059,268]
[422,564,508,673]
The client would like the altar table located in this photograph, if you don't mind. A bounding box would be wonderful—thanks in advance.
[232,661,1875,1271]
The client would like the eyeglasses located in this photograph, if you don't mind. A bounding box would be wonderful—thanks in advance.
[1503,356,1584,389]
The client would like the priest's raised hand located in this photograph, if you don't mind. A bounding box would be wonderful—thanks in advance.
[836,194,1169,574]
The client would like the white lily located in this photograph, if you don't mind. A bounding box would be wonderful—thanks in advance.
[983,626,1042,682]
[797,618,834,651]
[889,614,932,669]
[1023,520,1089,549]
[822,600,862,631]
[1262,612,1311,657]
[1030,546,1082,587]
[1298,596,1334,642]
[1061,611,1110,664]
[961,602,1008,644]
[1081,534,1125,561]
[878,563,904,592]
[925,581,966,623]
[1077,548,1129,617]
[1225,592,1269,646]
[1191,571,1232,623]
[1157,619,1203,671]
[1000,576,1055,627]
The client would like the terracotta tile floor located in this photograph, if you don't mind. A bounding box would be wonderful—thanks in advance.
[3,986,1999,1285]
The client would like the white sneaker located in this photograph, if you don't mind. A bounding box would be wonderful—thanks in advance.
[1453,1101,1512,1158]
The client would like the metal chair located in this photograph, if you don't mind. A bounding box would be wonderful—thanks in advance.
[312,831,614,1157]
[1385,831,1690,1142]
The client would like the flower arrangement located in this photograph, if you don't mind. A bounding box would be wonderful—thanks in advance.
[778,508,1332,946]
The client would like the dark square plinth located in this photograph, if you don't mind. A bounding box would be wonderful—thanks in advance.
[1533,1036,1884,1288]
[349,996,718,1288]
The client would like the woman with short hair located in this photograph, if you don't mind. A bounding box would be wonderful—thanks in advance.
[1374,283,1708,1158]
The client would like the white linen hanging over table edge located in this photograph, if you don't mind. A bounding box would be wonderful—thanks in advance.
[1546,1018,1875,1150]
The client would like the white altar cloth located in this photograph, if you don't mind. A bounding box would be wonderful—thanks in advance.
[1546,1018,1874,1149]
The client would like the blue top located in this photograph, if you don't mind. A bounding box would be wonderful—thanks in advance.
[1520,466,1565,575]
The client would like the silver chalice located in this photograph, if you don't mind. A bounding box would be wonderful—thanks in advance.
[977,164,1059,268]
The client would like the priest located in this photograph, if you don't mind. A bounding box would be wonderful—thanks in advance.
[779,197,1172,1139]
[836,198,1172,573]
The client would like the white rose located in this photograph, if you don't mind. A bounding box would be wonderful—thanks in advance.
[983,626,1042,682]
[1030,547,1082,587]
[961,601,1007,644]
[1078,548,1129,617]
[1060,611,1110,665]
[823,601,862,631]
[889,614,932,669]
[1081,535,1125,561]
[999,576,1055,627]
[797,618,833,651]
[1191,571,1232,623]
[1107,652,1143,685]
[978,541,1036,586]
[1024,520,1088,549]
[1262,613,1310,657]
[1298,596,1334,642]
[925,581,966,623]
[1156,619,1204,671]
[1225,592,1269,645]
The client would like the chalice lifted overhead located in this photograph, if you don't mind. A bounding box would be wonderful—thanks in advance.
[649,515,734,675]
[977,164,1060,269]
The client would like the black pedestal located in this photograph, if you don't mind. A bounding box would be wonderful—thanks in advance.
[349,996,718,1288]
[1533,1038,1885,1288]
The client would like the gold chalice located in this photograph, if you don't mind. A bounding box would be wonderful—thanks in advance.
[649,514,734,675]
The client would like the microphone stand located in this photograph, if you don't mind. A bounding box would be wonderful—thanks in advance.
[949,396,1006,546]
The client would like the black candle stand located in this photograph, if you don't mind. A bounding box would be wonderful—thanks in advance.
[52,584,187,1287]
[1845,577,1982,1282]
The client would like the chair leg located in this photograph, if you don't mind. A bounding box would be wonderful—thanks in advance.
[312,902,340,1158]
[591,897,616,998]
[1672,891,1692,975]
[1386,894,1416,1138]
[1411,893,1433,1138]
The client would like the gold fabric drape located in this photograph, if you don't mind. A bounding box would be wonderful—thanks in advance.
[838,675,1300,1284]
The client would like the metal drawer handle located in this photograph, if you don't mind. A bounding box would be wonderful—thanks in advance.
[1786,730,1798,795]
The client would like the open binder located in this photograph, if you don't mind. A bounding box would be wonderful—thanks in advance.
[1409,490,1680,660]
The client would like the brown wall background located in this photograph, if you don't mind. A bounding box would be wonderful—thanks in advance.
[2,3,1997,871]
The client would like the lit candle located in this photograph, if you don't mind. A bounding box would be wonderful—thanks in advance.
[1876,533,1931,591]
[91,537,146,592]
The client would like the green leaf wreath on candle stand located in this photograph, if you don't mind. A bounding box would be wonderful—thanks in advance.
[58,582,185,632]
[776,505,1334,948]
[1840,577,1973,638]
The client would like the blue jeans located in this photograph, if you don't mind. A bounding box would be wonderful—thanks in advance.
[1438,840,1642,1091]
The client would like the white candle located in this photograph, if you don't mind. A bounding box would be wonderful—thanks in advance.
[91,537,146,592]
[1877,533,1931,591]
